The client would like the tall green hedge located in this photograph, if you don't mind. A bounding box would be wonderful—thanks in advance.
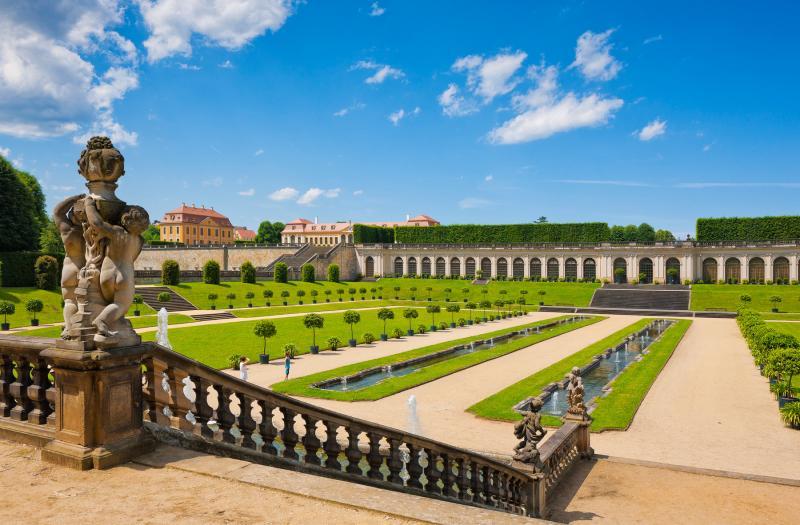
[0,252,64,287]
[394,222,611,244]
[697,216,800,242]
[162,259,180,285]
[353,224,395,244]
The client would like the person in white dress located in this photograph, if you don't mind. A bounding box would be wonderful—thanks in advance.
[239,356,250,381]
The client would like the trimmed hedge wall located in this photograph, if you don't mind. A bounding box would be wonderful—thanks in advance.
[353,224,394,244]
[394,223,611,244]
[697,216,800,242]
[0,252,64,287]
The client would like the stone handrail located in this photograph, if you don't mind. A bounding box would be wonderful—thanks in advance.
[141,342,536,516]
[537,421,583,497]
[359,239,800,249]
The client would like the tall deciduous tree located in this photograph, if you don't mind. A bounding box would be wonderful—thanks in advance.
[256,220,285,244]
[0,156,41,251]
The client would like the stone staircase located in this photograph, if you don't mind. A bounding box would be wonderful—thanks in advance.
[264,244,336,277]
[189,311,237,322]
[135,286,197,312]
[590,284,690,311]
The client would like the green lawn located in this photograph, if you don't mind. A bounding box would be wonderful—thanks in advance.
[589,320,691,431]
[20,313,196,338]
[467,318,654,426]
[272,316,604,401]
[232,300,402,318]
[691,284,800,313]
[769,321,800,339]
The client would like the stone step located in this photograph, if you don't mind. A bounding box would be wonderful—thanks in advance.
[135,286,197,312]
[189,312,237,322]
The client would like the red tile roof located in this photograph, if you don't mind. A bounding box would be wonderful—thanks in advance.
[161,204,234,228]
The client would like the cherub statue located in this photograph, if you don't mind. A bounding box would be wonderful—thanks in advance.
[513,397,547,465]
[53,194,86,338]
[83,195,149,344]
[566,367,586,416]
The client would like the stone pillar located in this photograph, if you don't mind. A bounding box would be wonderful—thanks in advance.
[764,255,773,282]
[460,256,466,278]
[402,256,408,276]
[40,342,153,470]
[491,257,497,279]
[558,257,565,280]
[742,255,749,281]
[523,256,530,279]
[576,256,583,280]
[790,255,798,281]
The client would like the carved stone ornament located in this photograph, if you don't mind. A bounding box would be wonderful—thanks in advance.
[513,397,547,465]
[566,367,587,417]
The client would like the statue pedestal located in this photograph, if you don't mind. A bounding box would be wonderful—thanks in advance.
[40,341,154,470]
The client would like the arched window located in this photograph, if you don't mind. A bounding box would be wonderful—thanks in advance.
[465,257,476,277]
[702,258,718,283]
[583,258,596,281]
[365,256,375,277]
[749,257,765,283]
[547,258,559,280]
[725,258,741,283]
[436,257,446,275]
[497,258,508,278]
[394,257,404,276]
[613,258,627,283]
[408,257,418,276]
[421,257,431,276]
[530,258,542,280]
[774,256,790,283]
[512,258,524,279]
[480,257,492,276]
[665,257,680,284]
[565,258,578,281]
[638,257,653,284]
[451,257,461,276]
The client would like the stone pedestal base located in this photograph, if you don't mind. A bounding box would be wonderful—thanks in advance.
[42,431,154,470]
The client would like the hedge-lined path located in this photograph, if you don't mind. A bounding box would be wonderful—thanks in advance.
[293,315,641,456]
[228,312,563,385]
[591,317,800,481]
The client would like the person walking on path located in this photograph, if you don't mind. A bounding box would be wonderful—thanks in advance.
[284,351,292,381]
[239,356,250,381]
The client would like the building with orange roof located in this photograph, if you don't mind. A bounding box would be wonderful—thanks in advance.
[159,203,235,245]
[234,226,257,242]
[280,215,440,245]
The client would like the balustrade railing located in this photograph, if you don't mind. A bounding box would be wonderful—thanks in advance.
[538,421,582,497]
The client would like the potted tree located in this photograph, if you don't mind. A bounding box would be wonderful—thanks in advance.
[253,320,276,364]
[296,290,306,305]
[768,348,800,407]
[358,287,367,300]
[26,299,44,327]
[328,336,342,351]
[226,292,236,309]
[304,313,324,354]
[310,289,319,303]
[132,294,144,316]
[370,287,377,300]
[0,301,14,331]
[284,343,297,359]
[324,289,332,302]
[614,267,626,284]
[403,308,418,336]
[377,307,394,341]
[393,286,401,300]
[263,289,273,306]
[462,288,470,303]
[426,304,440,331]
[208,293,218,310]
[446,303,460,328]
[479,300,491,322]
[537,290,546,305]
[465,302,476,325]
[245,291,255,308]
[344,310,361,346]
[281,290,290,305]
[410,286,417,301]
[425,287,433,301]
[770,295,782,313]
[348,288,357,301]
[443,288,452,302]
[337,289,345,302]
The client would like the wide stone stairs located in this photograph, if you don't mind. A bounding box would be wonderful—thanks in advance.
[189,311,237,322]
[589,284,691,311]
[265,244,335,275]
[135,286,197,312]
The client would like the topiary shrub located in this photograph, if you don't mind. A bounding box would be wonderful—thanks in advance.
[0,301,14,330]
[392,327,404,339]
[780,401,800,428]
[327,337,342,351]
[274,262,288,283]
[34,255,59,290]
[203,260,220,284]
[132,294,144,315]
[301,263,315,282]
[245,291,255,307]
[327,264,340,282]
[157,291,171,303]
[240,260,256,284]
[161,259,180,285]
[25,298,44,326]
[363,332,376,344]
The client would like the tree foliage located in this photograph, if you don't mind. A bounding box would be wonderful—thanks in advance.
[394,222,610,244]
[34,255,59,290]
[274,262,288,283]
[354,224,394,243]
[697,216,800,242]
[0,156,42,251]
[162,259,180,285]
[203,260,220,284]
[256,221,285,244]
[240,260,256,283]
[327,263,340,282]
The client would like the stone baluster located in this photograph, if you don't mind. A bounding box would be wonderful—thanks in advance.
[386,438,404,484]
[322,420,341,470]
[213,385,236,444]
[236,393,257,450]
[440,453,454,497]
[365,431,384,480]
[344,427,363,475]
[167,368,195,432]
[496,472,508,510]
[301,415,322,465]
[257,400,278,455]
[455,458,468,500]
[192,376,215,440]
[482,465,493,506]
[151,358,172,427]
[280,407,299,460]
[424,448,442,494]
[9,356,32,421]
[406,444,424,490]
[0,354,16,417]
[471,462,484,504]
[141,357,156,423]
[27,357,52,424]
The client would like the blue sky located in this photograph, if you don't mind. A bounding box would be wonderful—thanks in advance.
[1,1,798,237]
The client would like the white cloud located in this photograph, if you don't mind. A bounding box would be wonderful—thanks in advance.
[350,60,405,84]
[353,189,364,196]
[453,51,527,102]
[269,187,299,201]
[219,59,233,68]
[0,147,9,158]
[72,110,138,146]
[138,0,294,62]
[484,175,493,182]
[438,83,477,117]
[703,143,712,152]
[512,64,558,110]
[88,67,140,109]
[178,63,201,70]
[297,187,340,205]
[488,92,623,144]
[637,119,667,141]
[333,102,366,117]
[369,2,385,16]
[254,148,264,156]
[571,29,622,81]
[458,197,492,209]
[643,35,663,45]
[238,188,255,196]
[558,179,653,187]
[388,107,420,126]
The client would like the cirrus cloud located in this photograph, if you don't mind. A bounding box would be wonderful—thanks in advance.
[637,119,667,141]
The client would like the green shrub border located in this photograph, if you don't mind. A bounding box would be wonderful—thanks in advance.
[394,222,611,244]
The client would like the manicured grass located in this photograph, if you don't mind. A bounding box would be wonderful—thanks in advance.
[760,312,800,321]
[690,284,800,313]
[272,316,604,401]
[232,300,396,318]
[0,287,156,329]
[20,313,196,338]
[769,321,800,339]
[468,318,654,427]
[589,320,691,431]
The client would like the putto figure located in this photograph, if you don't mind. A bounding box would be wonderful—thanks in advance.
[513,397,547,465]
[566,367,586,417]
[53,194,86,338]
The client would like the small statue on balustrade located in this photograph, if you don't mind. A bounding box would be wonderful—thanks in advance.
[513,397,547,465]
[566,366,586,417]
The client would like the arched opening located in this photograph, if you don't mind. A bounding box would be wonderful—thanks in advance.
[530,258,542,280]
[702,258,718,283]
[480,257,492,277]
[547,258,559,281]
[774,256,790,283]
[513,258,524,279]
[290,235,295,243]
[365,256,375,277]
[725,258,741,283]
[565,258,578,281]
[583,258,596,281]
[394,257,404,276]
[465,257,476,277]
[421,257,431,276]
[408,257,418,276]
[497,258,508,278]
[613,258,627,283]
[749,257,765,283]
[451,257,461,276]
[665,257,680,284]
[435,257,446,276]
[638,257,653,284]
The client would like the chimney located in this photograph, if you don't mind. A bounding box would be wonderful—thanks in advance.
[406,214,410,221]
[314,216,318,224]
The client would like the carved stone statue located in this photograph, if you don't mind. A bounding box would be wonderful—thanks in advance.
[54,137,149,349]
[566,367,586,417]
[513,397,547,465]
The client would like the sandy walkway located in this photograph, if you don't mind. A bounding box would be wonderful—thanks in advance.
[304,315,641,455]
[591,317,800,480]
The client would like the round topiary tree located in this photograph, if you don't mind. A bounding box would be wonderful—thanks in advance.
[327,336,341,351]
[161,259,180,286]
[0,301,15,330]
[327,264,340,283]
[253,320,277,363]
[303,313,324,353]
[280,290,290,305]
[301,263,315,283]
[363,332,375,344]
[33,255,59,290]
[343,310,361,346]
[446,303,460,327]
[158,291,171,304]
[240,260,256,284]
[403,307,418,335]
[274,262,288,283]
[25,298,44,326]
[132,294,144,316]
[203,260,220,284]
[226,292,236,308]
[207,293,218,309]
[426,304,441,330]
[263,289,273,306]
[245,291,255,307]
[377,307,395,340]
[464,302,476,323]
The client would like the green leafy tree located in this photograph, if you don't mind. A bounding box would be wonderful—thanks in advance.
[142,224,160,243]
[403,308,419,332]
[274,262,288,283]
[327,337,341,351]
[740,294,752,304]
[303,313,324,348]
[479,299,492,318]
[343,310,361,342]
[133,294,144,314]
[426,304,440,325]
[256,221,285,244]
[158,291,171,303]
[203,260,220,284]
[162,259,180,285]
[0,157,43,251]
[327,264,340,282]
[446,303,460,323]
[226,292,236,308]
[207,293,218,308]
[301,263,315,282]
[245,291,255,306]
[39,219,64,254]
[263,289,273,305]
[253,320,277,359]
[240,260,256,283]
[0,301,15,326]
[464,302,476,320]
[25,298,43,322]
[377,307,395,336]
[654,229,675,242]
[280,290,290,304]
[636,223,656,242]
[34,255,59,290]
